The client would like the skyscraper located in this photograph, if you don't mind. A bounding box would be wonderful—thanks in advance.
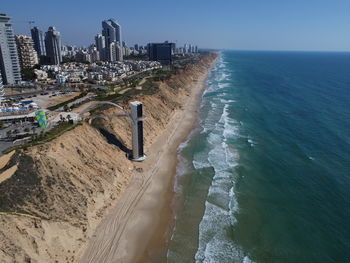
[45,26,62,65]
[15,35,39,69]
[109,41,122,62]
[31,27,46,57]
[102,19,122,61]
[184,44,188,54]
[0,71,4,101]
[0,14,21,84]
[95,34,105,61]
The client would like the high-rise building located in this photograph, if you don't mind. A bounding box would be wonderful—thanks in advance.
[15,35,39,69]
[109,41,123,62]
[102,19,122,61]
[0,14,21,84]
[184,44,188,54]
[123,46,130,56]
[0,71,4,101]
[31,27,46,57]
[148,42,173,65]
[95,34,105,61]
[45,26,62,65]
[90,48,100,62]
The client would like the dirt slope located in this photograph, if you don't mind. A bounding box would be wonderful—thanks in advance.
[0,53,217,263]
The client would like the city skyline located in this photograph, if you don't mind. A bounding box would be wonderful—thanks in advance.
[2,0,350,51]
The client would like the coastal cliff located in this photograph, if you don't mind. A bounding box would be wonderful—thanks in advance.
[0,52,217,263]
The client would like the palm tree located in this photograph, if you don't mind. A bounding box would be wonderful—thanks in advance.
[66,114,72,123]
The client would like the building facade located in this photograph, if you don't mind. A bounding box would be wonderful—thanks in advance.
[15,35,39,69]
[45,26,62,65]
[0,14,21,84]
[95,34,105,61]
[102,19,122,61]
[31,27,46,57]
[109,41,123,62]
[148,42,173,65]
[0,71,4,101]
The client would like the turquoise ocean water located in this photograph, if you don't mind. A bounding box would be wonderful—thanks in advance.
[164,51,350,263]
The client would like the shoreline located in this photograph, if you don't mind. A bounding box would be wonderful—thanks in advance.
[80,55,218,263]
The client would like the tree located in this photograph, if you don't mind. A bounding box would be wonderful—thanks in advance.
[24,127,30,133]
[13,129,19,134]
[47,70,55,79]
[63,105,69,112]
[21,67,36,81]
[6,130,12,137]
[66,114,71,122]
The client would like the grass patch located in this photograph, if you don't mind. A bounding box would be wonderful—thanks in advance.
[47,92,88,111]
[3,122,79,154]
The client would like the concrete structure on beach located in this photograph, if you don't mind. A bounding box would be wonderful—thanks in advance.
[130,101,145,161]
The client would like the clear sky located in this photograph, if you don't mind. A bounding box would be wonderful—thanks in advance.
[2,0,350,51]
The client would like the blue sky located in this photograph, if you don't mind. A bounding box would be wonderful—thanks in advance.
[2,0,350,51]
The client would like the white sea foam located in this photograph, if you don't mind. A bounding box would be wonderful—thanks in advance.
[178,140,189,152]
[247,138,257,147]
[176,53,254,262]
[193,95,257,263]
[220,98,236,103]
[218,82,230,89]
[219,104,240,140]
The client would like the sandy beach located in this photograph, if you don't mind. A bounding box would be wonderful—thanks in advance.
[80,58,216,263]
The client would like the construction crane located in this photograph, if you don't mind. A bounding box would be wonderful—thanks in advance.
[13,20,35,33]
[27,21,35,28]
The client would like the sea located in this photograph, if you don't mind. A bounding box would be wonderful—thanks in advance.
[162,50,350,263]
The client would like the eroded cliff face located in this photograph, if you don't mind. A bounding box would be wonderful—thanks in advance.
[0,53,217,263]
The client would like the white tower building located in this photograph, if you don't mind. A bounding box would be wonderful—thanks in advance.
[0,14,21,84]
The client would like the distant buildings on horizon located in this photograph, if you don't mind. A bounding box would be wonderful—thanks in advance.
[0,12,199,96]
